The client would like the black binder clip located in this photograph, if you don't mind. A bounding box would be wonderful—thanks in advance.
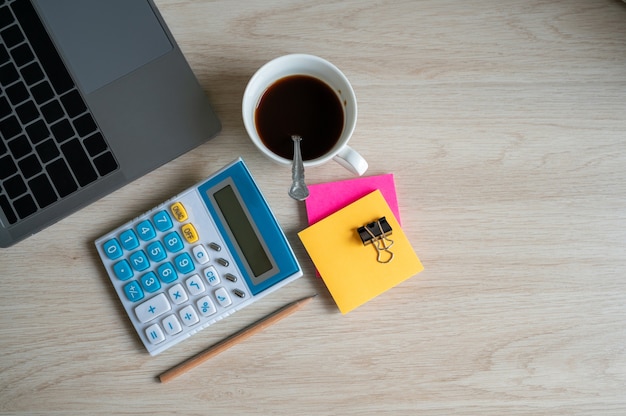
[357,217,394,264]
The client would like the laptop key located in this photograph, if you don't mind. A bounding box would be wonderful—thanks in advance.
[10,43,34,67]
[0,62,19,85]
[61,138,97,187]
[13,193,37,219]
[0,23,23,48]
[12,0,74,94]
[30,81,54,104]
[0,42,7,61]
[0,6,13,28]
[50,119,74,143]
[4,174,26,199]
[41,100,64,124]
[8,134,31,159]
[28,173,57,208]
[94,151,118,176]
[25,119,49,144]
[73,113,97,137]
[0,96,10,118]
[35,138,59,163]
[0,155,17,179]
[0,194,18,225]
[0,115,21,139]
[6,81,29,105]
[18,153,41,178]
[60,90,87,118]
[84,132,107,157]
[20,61,44,85]
[15,99,39,124]
[47,158,78,197]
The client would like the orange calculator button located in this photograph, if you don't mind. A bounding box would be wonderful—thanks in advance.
[181,223,199,243]
[170,202,188,222]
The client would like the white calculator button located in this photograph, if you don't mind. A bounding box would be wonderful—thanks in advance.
[185,274,206,296]
[192,245,210,264]
[202,266,220,286]
[167,283,188,304]
[214,287,232,307]
[162,314,182,335]
[196,296,217,317]
[135,293,171,323]
[179,305,200,326]
[145,324,165,344]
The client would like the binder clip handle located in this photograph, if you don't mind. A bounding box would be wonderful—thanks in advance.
[357,217,394,264]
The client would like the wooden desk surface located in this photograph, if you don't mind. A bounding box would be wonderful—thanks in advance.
[2,1,626,414]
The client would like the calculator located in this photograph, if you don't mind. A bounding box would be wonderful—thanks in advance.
[95,158,302,355]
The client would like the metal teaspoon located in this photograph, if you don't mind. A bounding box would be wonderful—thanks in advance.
[288,135,309,201]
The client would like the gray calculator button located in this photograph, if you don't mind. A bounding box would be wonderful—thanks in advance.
[185,274,206,295]
[208,242,221,251]
[216,258,229,267]
[215,287,232,307]
[179,305,200,326]
[135,293,171,323]
[202,266,220,286]
[145,324,166,344]
[167,283,188,304]
[162,314,182,335]
[192,245,210,264]
[197,296,217,317]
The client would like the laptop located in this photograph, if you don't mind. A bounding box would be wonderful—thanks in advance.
[0,0,222,248]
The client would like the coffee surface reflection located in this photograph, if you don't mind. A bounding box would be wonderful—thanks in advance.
[255,75,344,161]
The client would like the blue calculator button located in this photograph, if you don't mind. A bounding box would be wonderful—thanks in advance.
[163,231,184,253]
[119,229,140,251]
[174,253,195,274]
[153,210,173,232]
[136,220,156,241]
[113,259,134,280]
[129,250,150,271]
[123,281,144,302]
[157,262,178,283]
[103,238,123,260]
[146,241,167,262]
[140,271,161,293]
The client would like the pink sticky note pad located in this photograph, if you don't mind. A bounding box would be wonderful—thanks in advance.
[305,173,400,225]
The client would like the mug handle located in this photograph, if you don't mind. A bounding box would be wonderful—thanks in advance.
[333,145,368,176]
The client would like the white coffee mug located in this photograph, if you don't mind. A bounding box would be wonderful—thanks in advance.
[242,54,368,176]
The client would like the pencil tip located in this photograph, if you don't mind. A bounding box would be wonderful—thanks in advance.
[298,294,317,303]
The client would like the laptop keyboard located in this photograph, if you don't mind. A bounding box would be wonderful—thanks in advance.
[0,0,118,225]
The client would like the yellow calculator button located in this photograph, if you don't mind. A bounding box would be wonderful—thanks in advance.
[170,202,188,222]
[181,223,199,243]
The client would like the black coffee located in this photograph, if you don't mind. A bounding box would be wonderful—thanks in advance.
[255,75,344,161]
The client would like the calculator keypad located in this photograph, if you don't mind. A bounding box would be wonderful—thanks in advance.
[97,193,252,355]
[95,160,303,356]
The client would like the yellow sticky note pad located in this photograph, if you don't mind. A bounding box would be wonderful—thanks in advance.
[298,190,424,314]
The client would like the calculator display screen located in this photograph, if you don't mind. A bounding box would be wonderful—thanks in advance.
[212,185,273,277]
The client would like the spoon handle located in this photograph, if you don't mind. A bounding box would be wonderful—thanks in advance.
[289,135,309,201]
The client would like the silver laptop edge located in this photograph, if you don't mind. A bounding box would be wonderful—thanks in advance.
[0,0,221,248]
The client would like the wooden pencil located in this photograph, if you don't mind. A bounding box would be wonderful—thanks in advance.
[158,294,316,383]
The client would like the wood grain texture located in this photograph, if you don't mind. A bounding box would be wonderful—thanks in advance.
[1,1,626,414]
